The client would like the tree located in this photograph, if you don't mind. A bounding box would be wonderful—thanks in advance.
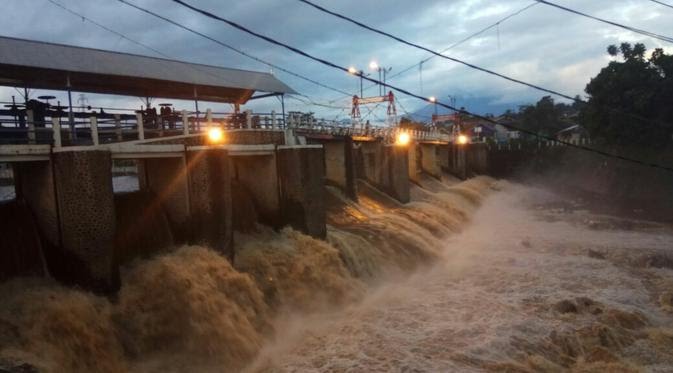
[516,96,576,137]
[581,43,673,148]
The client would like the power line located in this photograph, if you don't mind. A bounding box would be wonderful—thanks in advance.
[297,0,582,100]
[168,0,673,172]
[648,0,673,10]
[536,0,673,43]
[297,0,673,131]
[390,2,540,83]
[46,0,167,58]
[328,2,539,103]
[116,0,352,98]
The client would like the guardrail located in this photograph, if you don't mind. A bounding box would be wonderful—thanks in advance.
[0,107,453,146]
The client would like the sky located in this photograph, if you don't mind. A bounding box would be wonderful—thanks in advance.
[0,0,671,123]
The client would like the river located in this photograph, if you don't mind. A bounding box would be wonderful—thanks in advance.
[249,183,673,372]
[1,178,672,372]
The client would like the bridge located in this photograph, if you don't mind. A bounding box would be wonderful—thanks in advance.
[0,37,573,293]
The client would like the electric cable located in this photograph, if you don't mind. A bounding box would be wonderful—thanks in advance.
[535,0,673,43]
[116,0,352,97]
[297,0,673,131]
[166,0,673,172]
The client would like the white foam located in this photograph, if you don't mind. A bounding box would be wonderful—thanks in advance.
[250,184,673,372]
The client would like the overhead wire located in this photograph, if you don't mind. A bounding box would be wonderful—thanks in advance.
[648,0,673,10]
[328,1,539,103]
[159,0,673,172]
[535,0,673,43]
[46,0,167,58]
[115,0,352,97]
[297,0,673,131]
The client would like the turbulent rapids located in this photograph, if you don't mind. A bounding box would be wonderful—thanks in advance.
[2,175,673,372]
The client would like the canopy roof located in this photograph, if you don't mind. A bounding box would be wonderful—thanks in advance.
[0,36,296,104]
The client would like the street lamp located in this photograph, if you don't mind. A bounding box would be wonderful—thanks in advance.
[369,61,391,96]
[348,66,368,98]
[429,96,437,116]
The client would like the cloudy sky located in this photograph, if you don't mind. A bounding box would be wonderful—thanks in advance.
[1,0,671,122]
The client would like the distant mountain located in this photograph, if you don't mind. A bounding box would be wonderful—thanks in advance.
[406,95,526,122]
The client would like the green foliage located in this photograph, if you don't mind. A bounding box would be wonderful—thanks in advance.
[515,96,577,137]
[581,43,673,148]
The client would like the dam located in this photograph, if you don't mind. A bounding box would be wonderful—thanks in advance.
[1,37,673,373]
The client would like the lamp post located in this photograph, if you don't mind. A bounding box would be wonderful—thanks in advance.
[348,66,368,98]
[429,96,437,116]
[369,61,391,96]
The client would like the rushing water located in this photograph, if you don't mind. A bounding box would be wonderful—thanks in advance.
[249,183,673,372]
[1,176,672,372]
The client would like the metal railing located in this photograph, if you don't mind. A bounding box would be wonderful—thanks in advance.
[0,106,453,146]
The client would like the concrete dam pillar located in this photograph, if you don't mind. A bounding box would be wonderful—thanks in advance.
[186,146,233,260]
[230,146,280,228]
[322,137,357,200]
[52,149,118,292]
[138,156,191,243]
[420,143,442,180]
[449,144,467,180]
[356,140,410,204]
[382,145,410,204]
[276,145,326,239]
[407,143,421,184]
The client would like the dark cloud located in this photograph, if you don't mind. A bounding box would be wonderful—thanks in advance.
[1,0,671,118]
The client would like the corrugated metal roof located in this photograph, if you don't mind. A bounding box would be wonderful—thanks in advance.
[0,36,296,102]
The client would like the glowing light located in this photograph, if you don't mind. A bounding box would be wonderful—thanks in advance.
[429,96,436,103]
[207,127,224,143]
[348,66,358,75]
[369,60,379,70]
[457,134,469,145]
[396,132,411,146]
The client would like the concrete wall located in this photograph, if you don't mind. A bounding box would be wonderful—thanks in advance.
[438,144,450,171]
[355,140,410,203]
[408,143,421,184]
[227,130,285,145]
[466,143,489,175]
[186,147,233,259]
[420,143,442,180]
[0,200,46,281]
[138,157,191,242]
[357,141,383,184]
[13,161,59,247]
[321,137,357,199]
[231,154,280,227]
[52,150,118,292]
[276,146,326,238]
[447,144,467,180]
[381,145,410,203]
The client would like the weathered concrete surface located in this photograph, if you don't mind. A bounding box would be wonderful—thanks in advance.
[186,147,233,259]
[0,200,46,281]
[355,140,410,203]
[438,144,450,171]
[276,146,326,239]
[466,143,489,175]
[408,143,421,184]
[13,161,59,247]
[52,150,118,292]
[381,145,410,203]
[357,141,383,184]
[227,130,285,145]
[138,157,191,242]
[113,190,174,265]
[420,143,442,180]
[231,153,280,227]
[447,144,467,180]
[321,137,357,199]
